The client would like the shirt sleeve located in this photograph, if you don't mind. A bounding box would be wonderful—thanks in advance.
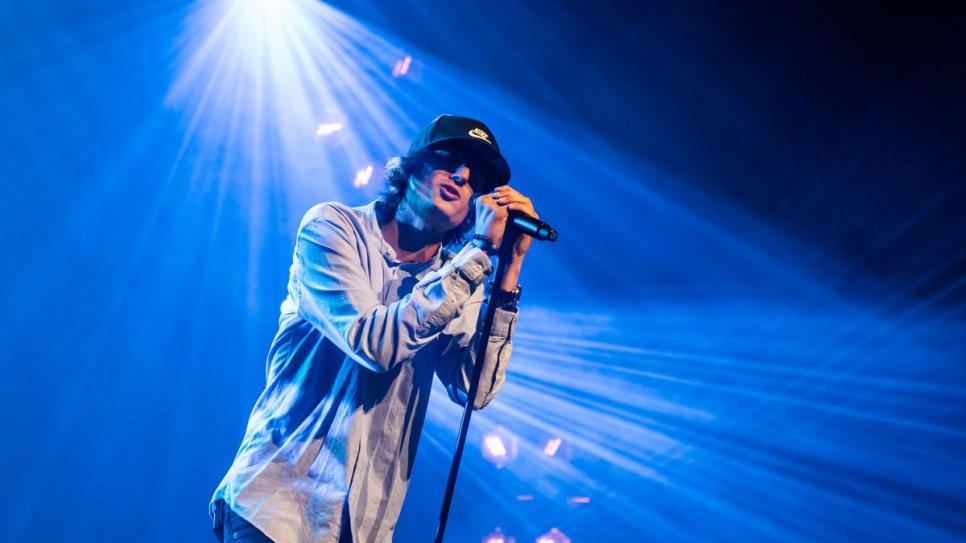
[291,206,494,373]
[435,279,518,410]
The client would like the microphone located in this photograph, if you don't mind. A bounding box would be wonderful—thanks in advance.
[469,194,559,242]
[510,211,558,242]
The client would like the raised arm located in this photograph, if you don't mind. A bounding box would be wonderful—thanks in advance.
[291,205,493,373]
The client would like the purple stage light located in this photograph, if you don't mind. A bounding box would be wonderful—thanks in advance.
[542,437,562,456]
[482,426,519,467]
[352,165,374,188]
[392,55,412,77]
[535,527,570,543]
[482,526,515,543]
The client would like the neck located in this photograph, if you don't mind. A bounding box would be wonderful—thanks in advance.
[381,202,446,263]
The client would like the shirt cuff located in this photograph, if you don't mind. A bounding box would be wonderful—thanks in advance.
[450,243,493,288]
[489,307,518,339]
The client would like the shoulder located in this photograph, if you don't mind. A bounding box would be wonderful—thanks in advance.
[298,201,377,234]
[296,202,380,251]
[298,201,369,228]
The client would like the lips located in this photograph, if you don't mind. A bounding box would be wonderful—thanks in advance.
[439,184,461,201]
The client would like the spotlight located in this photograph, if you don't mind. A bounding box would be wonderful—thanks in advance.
[392,55,412,77]
[482,527,515,543]
[315,122,344,137]
[543,437,562,456]
[481,426,518,467]
[541,436,572,460]
[169,0,420,197]
[535,528,570,543]
[484,435,507,457]
[352,165,373,188]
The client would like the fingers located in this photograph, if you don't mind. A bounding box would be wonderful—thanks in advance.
[490,186,529,203]
[475,193,495,206]
[484,185,539,259]
[489,186,536,217]
[475,193,508,214]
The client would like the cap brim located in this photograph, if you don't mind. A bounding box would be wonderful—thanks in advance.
[427,138,511,191]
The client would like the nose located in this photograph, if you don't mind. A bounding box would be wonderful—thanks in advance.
[449,165,470,187]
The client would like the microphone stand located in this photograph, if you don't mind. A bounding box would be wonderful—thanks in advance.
[434,230,520,543]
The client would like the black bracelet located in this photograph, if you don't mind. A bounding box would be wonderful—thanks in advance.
[470,234,497,255]
[491,284,522,312]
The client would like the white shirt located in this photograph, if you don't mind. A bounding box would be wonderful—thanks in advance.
[211,201,516,542]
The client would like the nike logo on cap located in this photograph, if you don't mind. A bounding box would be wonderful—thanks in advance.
[468,127,492,144]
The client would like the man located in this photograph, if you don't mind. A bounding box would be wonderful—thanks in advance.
[211,114,538,542]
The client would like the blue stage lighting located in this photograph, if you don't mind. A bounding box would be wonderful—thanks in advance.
[165,0,423,205]
[3,1,962,542]
[535,527,570,543]
[482,526,514,543]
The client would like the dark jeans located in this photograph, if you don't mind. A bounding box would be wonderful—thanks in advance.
[212,500,354,543]
[212,501,273,543]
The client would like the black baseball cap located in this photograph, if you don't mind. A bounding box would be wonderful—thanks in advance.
[408,114,511,191]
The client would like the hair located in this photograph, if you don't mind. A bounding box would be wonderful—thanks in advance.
[376,149,477,249]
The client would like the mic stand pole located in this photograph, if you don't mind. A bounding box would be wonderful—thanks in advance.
[434,231,519,543]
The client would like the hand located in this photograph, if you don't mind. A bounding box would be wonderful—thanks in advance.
[473,191,509,250]
[474,186,538,259]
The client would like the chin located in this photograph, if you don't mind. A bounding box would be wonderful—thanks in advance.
[431,198,468,223]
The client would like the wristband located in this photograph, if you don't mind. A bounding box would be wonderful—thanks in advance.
[470,234,497,255]
[491,284,522,312]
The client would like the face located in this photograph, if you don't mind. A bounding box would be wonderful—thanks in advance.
[405,149,484,230]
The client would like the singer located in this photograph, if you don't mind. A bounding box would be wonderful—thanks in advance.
[210,115,540,543]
